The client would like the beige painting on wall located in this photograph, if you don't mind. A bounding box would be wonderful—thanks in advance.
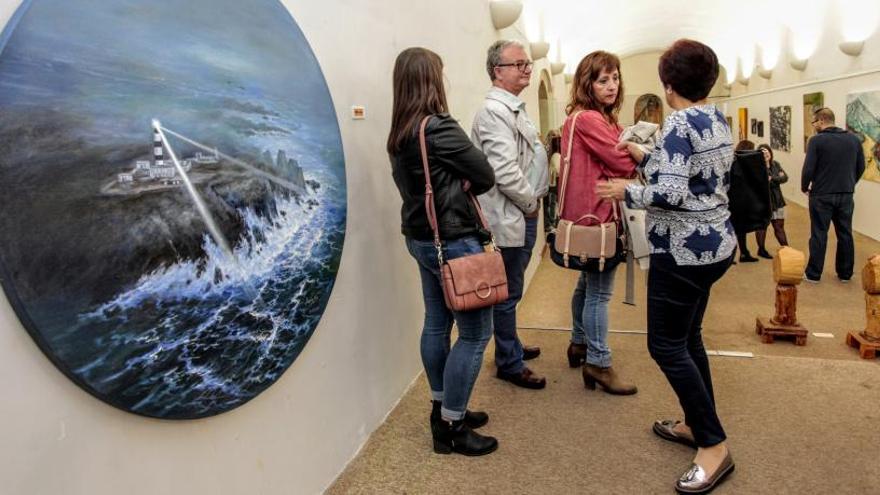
[803,92,824,150]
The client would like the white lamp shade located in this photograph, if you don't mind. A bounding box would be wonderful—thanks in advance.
[550,62,565,75]
[789,58,808,71]
[530,41,550,60]
[489,0,523,30]
[757,67,773,79]
[839,40,864,56]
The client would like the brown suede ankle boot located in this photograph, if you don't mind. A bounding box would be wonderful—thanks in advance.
[582,364,638,395]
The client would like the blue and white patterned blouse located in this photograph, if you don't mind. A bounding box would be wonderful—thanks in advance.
[625,105,736,266]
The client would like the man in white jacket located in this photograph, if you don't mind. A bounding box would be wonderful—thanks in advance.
[471,40,549,389]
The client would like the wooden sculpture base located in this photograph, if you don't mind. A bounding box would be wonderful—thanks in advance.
[845,331,880,359]
[756,317,808,345]
[756,284,808,345]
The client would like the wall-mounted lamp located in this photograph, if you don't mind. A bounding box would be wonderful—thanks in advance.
[564,74,573,84]
[489,0,523,30]
[838,40,864,56]
[789,58,808,71]
[737,75,750,85]
[530,41,550,60]
[757,67,773,79]
[550,62,565,75]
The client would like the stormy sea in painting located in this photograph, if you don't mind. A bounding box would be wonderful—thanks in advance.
[0,0,346,418]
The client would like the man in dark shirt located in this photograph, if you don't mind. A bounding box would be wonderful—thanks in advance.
[801,108,865,282]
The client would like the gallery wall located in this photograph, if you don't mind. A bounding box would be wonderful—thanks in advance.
[721,29,880,242]
[0,1,566,495]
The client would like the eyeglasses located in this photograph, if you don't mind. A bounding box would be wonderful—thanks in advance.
[496,60,534,72]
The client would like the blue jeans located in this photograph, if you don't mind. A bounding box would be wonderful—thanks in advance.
[807,193,855,280]
[406,236,493,421]
[494,217,538,374]
[570,265,617,368]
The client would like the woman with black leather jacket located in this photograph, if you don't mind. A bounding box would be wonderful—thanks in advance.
[755,143,789,257]
[387,47,498,457]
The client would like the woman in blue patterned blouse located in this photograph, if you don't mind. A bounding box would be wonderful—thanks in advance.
[597,39,736,495]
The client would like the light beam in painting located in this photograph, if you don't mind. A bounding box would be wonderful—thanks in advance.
[0,0,346,418]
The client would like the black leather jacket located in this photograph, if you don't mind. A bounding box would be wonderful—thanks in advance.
[391,114,495,241]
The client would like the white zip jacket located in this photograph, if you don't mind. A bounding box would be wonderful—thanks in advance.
[471,87,549,247]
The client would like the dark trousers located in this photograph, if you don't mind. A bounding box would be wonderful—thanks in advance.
[807,193,855,280]
[647,253,732,448]
[493,217,538,373]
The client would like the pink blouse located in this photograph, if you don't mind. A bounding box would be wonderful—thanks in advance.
[559,110,637,225]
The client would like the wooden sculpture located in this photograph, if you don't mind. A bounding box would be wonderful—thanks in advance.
[845,254,880,359]
[756,247,808,345]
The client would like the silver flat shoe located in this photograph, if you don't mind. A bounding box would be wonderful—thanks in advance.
[653,419,697,448]
[675,450,735,494]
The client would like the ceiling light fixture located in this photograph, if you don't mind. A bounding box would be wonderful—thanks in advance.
[489,0,523,30]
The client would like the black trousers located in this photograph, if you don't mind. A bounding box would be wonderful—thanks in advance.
[807,193,855,280]
[647,253,732,448]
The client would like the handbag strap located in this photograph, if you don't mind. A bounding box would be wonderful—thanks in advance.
[557,111,620,225]
[418,115,493,255]
[556,110,582,219]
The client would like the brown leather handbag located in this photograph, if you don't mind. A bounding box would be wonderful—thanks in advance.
[418,116,508,312]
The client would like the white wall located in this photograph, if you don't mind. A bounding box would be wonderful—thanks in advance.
[720,23,880,241]
[0,1,564,494]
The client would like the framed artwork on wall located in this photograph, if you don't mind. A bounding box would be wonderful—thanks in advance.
[757,121,764,138]
[770,106,792,152]
[634,94,664,125]
[803,92,824,150]
[738,108,748,142]
[0,0,347,418]
[751,118,757,135]
[847,91,880,183]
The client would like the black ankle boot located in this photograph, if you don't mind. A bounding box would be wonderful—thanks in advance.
[432,419,498,456]
[567,342,587,368]
[431,401,488,429]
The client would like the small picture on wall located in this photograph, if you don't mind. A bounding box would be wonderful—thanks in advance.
[751,118,757,135]
[757,121,764,138]
[803,92,824,150]
[770,106,792,152]
[738,108,748,142]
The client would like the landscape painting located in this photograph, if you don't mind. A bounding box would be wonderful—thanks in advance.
[847,91,880,183]
[0,0,346,418]
[770,105,791,152]
[803,92,824,150]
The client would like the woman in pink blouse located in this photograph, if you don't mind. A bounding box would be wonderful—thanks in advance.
[560,50,637,395]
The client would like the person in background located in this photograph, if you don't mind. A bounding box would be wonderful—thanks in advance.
[601,38,737,494]
[755,143,789,257]
[543,130,562,234]
[731,140,762,262]
[560,50,637,395]
[388,47,497,456]
[801,107,865,283]
[471,40,549,390]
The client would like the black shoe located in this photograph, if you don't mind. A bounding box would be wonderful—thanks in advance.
[522,345,541,361]
[496,367,547,389]
[739,254,759,263]
[431,401,488,429]
[757,249,773,259]
[432,419,498,456]
[567,342,587,368]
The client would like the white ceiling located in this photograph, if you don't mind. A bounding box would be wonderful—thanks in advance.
[518,0,879,81]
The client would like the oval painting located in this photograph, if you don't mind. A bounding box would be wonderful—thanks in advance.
[0,0,346,418]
